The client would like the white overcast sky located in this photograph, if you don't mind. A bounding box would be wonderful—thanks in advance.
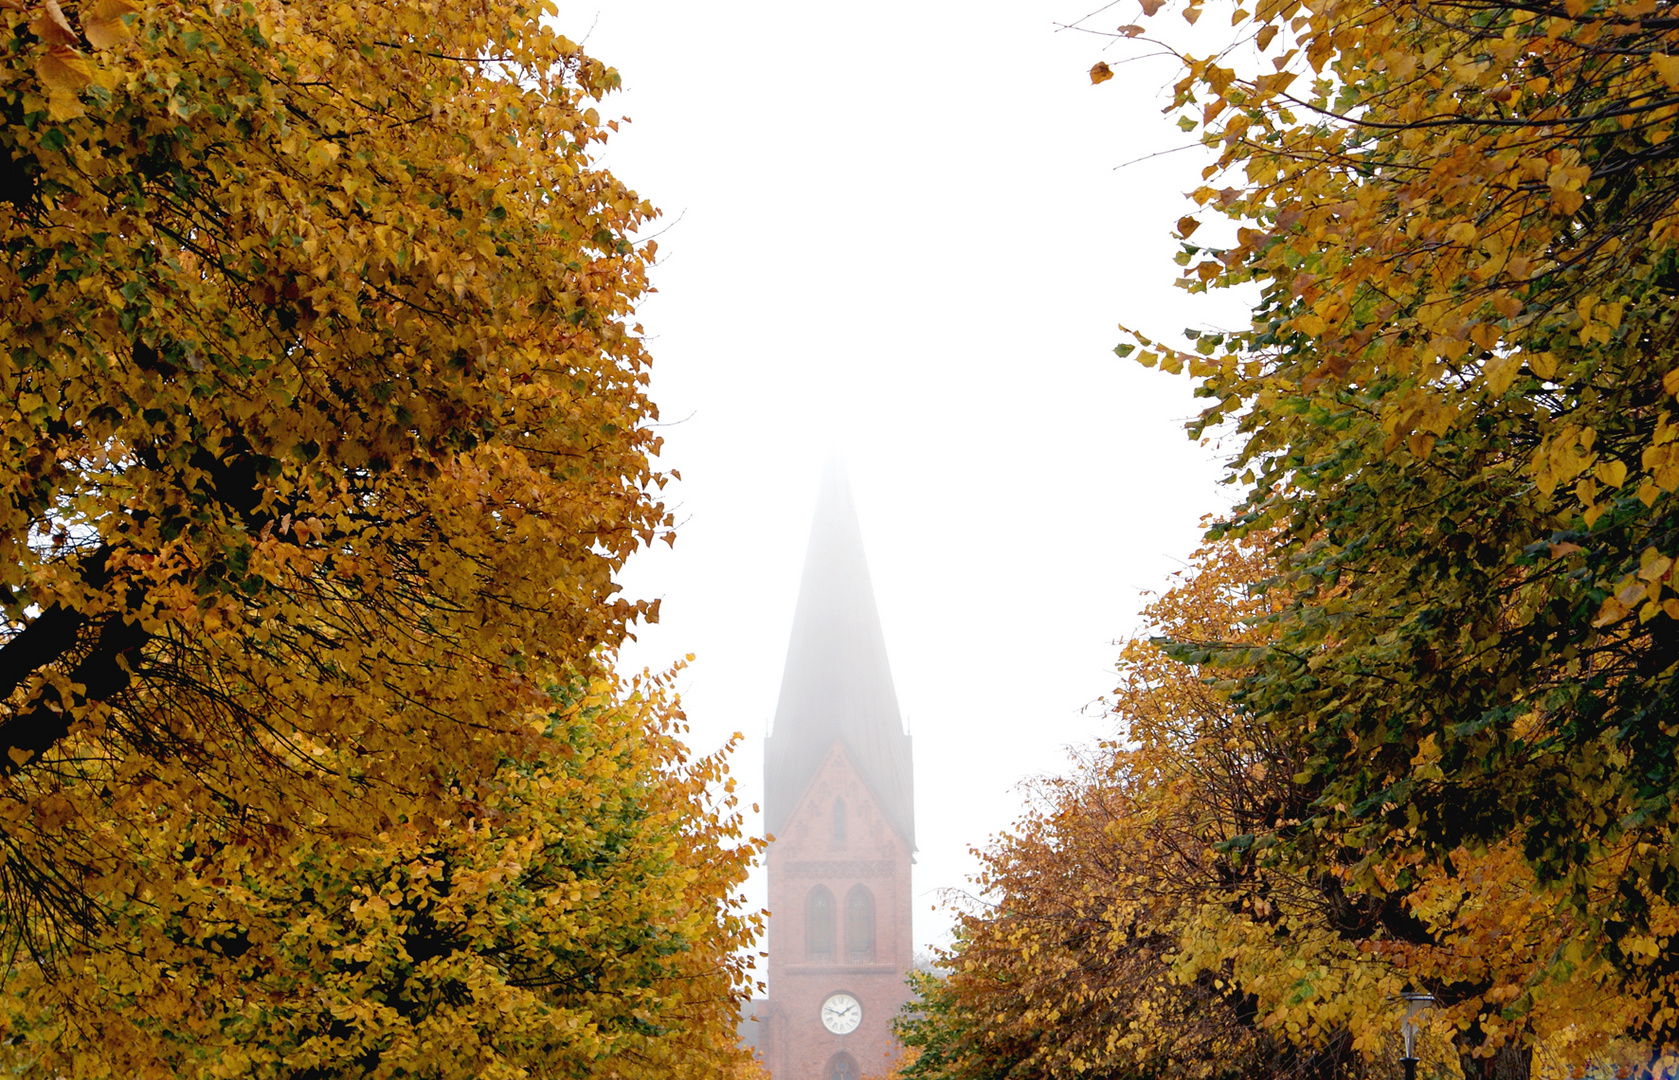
[582,0,1251,954]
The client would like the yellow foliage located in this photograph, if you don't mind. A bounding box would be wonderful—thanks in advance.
[0,0,671,962]
[901,539,1679,1080]
[0,1,764,1073]
[0,671,766,1078]
[1100,0,1679,1026]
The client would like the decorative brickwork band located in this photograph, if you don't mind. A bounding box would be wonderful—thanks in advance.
[786,860,895,879]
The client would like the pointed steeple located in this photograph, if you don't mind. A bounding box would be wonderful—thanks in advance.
[764,464,915,850]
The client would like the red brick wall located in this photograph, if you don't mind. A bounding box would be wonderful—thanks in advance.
[761,745,913,1080]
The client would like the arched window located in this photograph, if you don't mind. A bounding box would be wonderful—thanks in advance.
[845,885,874,963]
[832,798,846,844]
[827,1053,859,1080]
[806,886,834,960]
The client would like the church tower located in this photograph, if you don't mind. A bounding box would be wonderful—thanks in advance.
[758,466,915,1080]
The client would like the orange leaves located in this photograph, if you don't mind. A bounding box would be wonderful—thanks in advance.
[27,0,94,115]
[25,0,138,116]
[1090,60,1115,84]
[82,0,141,48]
[27,0,76,45]
[909,534,1656,1080]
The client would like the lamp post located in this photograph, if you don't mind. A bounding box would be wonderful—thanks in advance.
[1400,992,1436,1080]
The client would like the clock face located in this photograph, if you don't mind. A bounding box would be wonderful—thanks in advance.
[821,992,862,1035]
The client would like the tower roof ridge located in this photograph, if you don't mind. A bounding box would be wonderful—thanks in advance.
[764,463,915,850]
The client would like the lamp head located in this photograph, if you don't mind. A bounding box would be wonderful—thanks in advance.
[1400,993,1436,1059]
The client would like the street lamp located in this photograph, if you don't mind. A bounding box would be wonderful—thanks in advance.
[1400,992,1436,1080]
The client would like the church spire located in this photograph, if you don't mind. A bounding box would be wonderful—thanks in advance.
[764,464,915,850]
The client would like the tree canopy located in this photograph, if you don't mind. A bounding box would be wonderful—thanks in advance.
[897,541,1674,1080]
[2,0,669,957]
[1107,0,1679,943]
[0,2,771,1075]
[0,672,765,1080]
[899,0,1679,1070]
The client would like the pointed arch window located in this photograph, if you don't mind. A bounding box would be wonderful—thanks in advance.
[806,886,835,960]
[845,884,875,963]
[827,1053,859,1080]
[832,798,846,844]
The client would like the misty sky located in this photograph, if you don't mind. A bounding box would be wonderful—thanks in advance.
[584,0,1251,953]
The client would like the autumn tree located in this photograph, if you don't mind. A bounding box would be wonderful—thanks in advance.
[896,542,1356,1080]
[1099,0,1679,966]
[898,540,1679,1080]
[1,0,669,962]
[0,1,776,1072]
[0,671,767,1080]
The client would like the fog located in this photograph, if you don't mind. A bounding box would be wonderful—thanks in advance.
[584,0,1251,953]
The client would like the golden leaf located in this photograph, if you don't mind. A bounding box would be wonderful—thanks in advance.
[82,0,140,49]
[37,44,93,92]
[1593,595,1630,627]
[1256,24,1278,48]
[28,0,77,45]
[1483,351,1521,395]
[1177,216,1200,238]
[1653,53,1679,90]
[1090,61,1115,84]
[1293,312,1326,336]
[45,89,84,120]
[1139,0,1166,15]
